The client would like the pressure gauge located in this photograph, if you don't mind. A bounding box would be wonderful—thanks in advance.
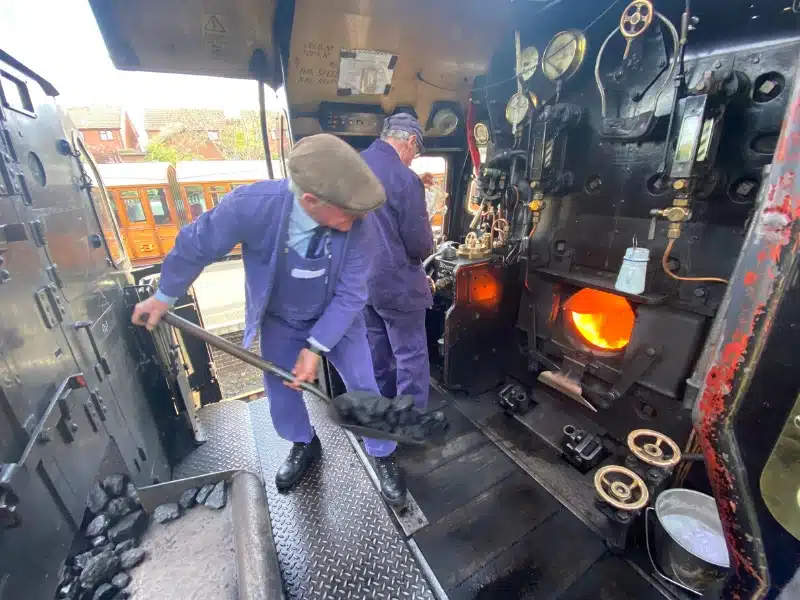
[473,122,490,146]
[431,108,459,136]
[542,30,588,81]
[519,46,540,81]
[505,92,530,129]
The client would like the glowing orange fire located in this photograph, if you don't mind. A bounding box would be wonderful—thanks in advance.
[564,289,635,351]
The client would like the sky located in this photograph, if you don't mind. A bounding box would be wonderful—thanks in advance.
[2,0,285,129]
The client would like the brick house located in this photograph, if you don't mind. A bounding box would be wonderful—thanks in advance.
[67,106,141,163]
[144,108,282,161]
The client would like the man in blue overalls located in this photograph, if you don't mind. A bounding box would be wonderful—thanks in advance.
[131,133,397,492]
[361,114,435,506]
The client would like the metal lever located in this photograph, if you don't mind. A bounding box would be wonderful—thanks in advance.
[74,320,111,376]
[158,312,331,403]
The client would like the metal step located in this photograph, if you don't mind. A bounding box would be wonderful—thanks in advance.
[174,397,437,599]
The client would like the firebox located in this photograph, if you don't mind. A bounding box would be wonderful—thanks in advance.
[563,288,635,353]
[519,272,706,443]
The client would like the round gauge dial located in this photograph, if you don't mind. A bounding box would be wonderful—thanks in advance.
[542,30,588,81]
[505,92,530,126]
[431,108,459,136]
[519,46,540,81]
[473,122,490,145]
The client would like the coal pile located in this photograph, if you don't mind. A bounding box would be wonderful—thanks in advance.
[332,391,449,442]
[56,476,228,600]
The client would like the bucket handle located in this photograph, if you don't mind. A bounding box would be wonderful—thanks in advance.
[645,506,702,596]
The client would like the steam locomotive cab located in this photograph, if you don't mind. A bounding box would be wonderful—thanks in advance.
[0,0,798,599]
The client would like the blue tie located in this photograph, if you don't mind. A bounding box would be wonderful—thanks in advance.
[306,226,327,259]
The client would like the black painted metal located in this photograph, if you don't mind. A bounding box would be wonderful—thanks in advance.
[0,52,169,599]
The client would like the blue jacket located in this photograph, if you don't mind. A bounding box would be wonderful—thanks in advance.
[361,140,434,311]
[158,179,376,350]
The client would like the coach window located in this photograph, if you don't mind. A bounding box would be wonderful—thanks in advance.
[121,190,146,223]
[186,185,206,220]
[146,188,173,225]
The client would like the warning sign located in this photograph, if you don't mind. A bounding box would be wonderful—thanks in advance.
[202,13,227,57]
[204,14,226,34]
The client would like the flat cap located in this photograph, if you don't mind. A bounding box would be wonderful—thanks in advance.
[288,133,386,213]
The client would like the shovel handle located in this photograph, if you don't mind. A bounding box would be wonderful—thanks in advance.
[147,311,331,402]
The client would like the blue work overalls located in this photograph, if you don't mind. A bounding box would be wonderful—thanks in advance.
[261,227,397,457]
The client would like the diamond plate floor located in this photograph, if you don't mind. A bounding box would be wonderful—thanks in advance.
[173,395,435,599]
[250,396,436,600]
[174,399,261,479]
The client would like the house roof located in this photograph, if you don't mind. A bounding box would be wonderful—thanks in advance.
[144,108,226,131]
[67,106,123,129]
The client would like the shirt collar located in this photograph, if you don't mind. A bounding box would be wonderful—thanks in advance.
[291,188,321,231]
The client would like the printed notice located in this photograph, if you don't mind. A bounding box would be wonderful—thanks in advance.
[203,13,227,57]
[337,49,397,96]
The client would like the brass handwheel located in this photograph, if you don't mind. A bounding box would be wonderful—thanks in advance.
[627,428,681,468]
[620,0,654,58]
[594,465,650,511]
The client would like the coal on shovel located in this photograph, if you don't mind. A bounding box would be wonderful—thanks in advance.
[147,312,448,445]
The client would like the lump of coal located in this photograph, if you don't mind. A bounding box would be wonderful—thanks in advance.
[79,552,120,589]
[124,482,140,505]
[111,592,130,600]
[107,510,147,544]
[58,579,80,599]
[204,481,226,510]
[113,540,136,554]
[73,550,96,571]
[111,572,131,589]
[106,497,134,521]
[195,483,214,504]
[92,583,117,600]
[93,544,113,556]
[153,503,180,524]
[119,548,146,570]
[91,536,108,549]
[86,514,111,538]
[178,487,199,510]
[102,475,126,498]
[87,482,109,514]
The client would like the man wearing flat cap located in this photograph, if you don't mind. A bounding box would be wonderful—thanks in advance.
[132,133,391,491]
[360,113,435,507]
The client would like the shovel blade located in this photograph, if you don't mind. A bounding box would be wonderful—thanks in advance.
[328,391,449,446]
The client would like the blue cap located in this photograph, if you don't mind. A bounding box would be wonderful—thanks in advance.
[382,113,425,154]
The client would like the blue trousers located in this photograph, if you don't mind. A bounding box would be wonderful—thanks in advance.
[364,306,430,410]
[260,313,397,458]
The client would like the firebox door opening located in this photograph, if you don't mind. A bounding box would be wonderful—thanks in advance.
[562,288,635,355]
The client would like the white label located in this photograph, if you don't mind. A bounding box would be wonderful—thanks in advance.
[291,268,327,279]
[338,49,396,95]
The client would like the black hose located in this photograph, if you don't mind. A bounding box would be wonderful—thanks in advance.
[258,82,275,180]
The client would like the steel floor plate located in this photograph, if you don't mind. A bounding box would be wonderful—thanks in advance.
[250,396,436,600]
[174,399,261,479]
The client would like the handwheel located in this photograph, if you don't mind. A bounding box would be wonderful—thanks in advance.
[627,428,681,468]
[620,0,654,58]
[594,465,650,511]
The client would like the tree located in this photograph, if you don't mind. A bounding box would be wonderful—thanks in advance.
[145,140,202,165]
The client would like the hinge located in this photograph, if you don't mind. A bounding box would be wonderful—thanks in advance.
[46,264,63,288]
[0,127,23,199]
[35,284,65,329]
[29,220,46,247]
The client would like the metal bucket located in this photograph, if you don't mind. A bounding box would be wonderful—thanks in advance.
[646,489,730,595]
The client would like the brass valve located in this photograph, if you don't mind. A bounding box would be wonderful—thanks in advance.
[650,206,691,223]
[649,205,692,239]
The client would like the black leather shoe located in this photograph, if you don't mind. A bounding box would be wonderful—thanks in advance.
[275,435,321,491]
[374,455,407,508]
